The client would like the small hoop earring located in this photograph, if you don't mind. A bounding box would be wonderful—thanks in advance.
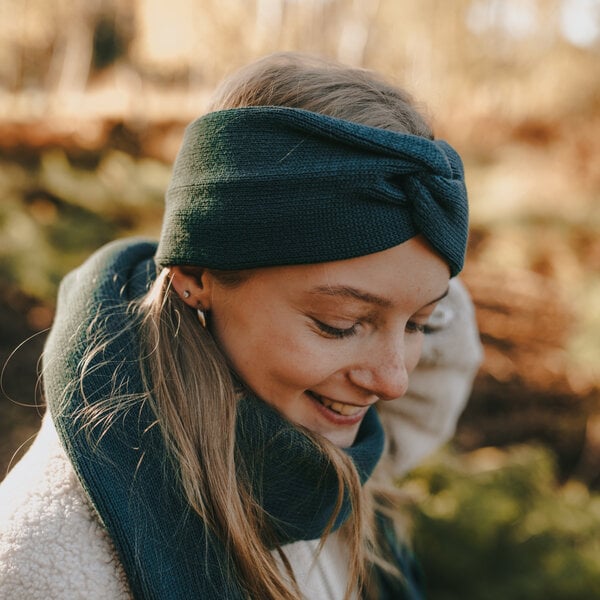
[183,290,191,299]
[197,305,206,328]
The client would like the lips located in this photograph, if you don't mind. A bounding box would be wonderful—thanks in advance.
[308,391,365,417]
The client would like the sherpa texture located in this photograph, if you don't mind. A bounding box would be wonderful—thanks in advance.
[0,412,130,600]
[155,107,469,276]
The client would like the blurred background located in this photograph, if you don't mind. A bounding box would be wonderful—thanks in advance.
[0,0,599,597]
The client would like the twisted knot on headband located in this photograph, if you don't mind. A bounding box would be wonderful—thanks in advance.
[155,107,469,276]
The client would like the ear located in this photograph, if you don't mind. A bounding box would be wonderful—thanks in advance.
[169,266,214,310]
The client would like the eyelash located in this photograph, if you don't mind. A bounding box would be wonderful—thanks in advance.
[313,319,433,339]
[314,320,358,339]
[406,322,433,335]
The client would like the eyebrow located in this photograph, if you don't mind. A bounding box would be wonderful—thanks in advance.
[309,285,392,307]
[308,285,450,309]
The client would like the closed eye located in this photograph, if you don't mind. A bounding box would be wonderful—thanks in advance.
[313,319,359,339]
[406,321,434,335]
[315,318,433,338]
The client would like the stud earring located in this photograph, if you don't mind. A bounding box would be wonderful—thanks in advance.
[183,290,191,299]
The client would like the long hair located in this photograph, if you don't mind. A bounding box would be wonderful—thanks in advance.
[138,53,433,599]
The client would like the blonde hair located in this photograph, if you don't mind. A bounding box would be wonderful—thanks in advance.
[139,53,432,599]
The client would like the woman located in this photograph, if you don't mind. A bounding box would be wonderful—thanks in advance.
[0,53,481,599]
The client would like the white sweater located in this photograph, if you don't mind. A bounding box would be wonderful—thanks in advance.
[0,279,481,599]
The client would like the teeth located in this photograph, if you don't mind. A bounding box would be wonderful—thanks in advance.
[317,395,363,416]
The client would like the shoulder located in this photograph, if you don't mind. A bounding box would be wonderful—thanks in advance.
[0,413,131,600]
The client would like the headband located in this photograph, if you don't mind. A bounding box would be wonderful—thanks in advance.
[155,107,469,276]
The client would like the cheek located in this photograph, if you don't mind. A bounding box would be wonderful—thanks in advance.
[263,332,336,387]
[406,336,426,373]
[218,316,329,391]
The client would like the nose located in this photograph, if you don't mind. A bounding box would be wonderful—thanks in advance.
[348,339,410,401]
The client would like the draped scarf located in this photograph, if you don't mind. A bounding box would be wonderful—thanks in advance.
[43,239,392,599]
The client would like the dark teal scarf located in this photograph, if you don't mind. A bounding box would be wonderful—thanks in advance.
[43,239,407,599]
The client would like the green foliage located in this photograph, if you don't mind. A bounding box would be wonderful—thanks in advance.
[0,151,168,302]
[407,445,600,600]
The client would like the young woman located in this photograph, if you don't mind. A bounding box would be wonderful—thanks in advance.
[0,53,481,599]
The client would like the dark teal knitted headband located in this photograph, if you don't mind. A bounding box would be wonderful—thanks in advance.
[155,107,469,276]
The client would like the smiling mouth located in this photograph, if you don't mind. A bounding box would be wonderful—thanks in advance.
[308,391,365,417]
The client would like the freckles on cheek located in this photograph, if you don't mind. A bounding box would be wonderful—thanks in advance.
[271,335,328,384]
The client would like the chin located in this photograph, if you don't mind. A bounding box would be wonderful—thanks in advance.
[321,427,359,448]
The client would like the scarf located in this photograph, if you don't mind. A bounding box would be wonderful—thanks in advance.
[43,239,389,599]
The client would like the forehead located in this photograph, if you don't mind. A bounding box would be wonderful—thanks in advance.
[233,236,450,309]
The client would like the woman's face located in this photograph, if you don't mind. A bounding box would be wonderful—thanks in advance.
[173,236,450,448]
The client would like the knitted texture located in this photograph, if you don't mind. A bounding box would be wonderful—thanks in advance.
[43,239,385,599]
[155,107,469,276]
